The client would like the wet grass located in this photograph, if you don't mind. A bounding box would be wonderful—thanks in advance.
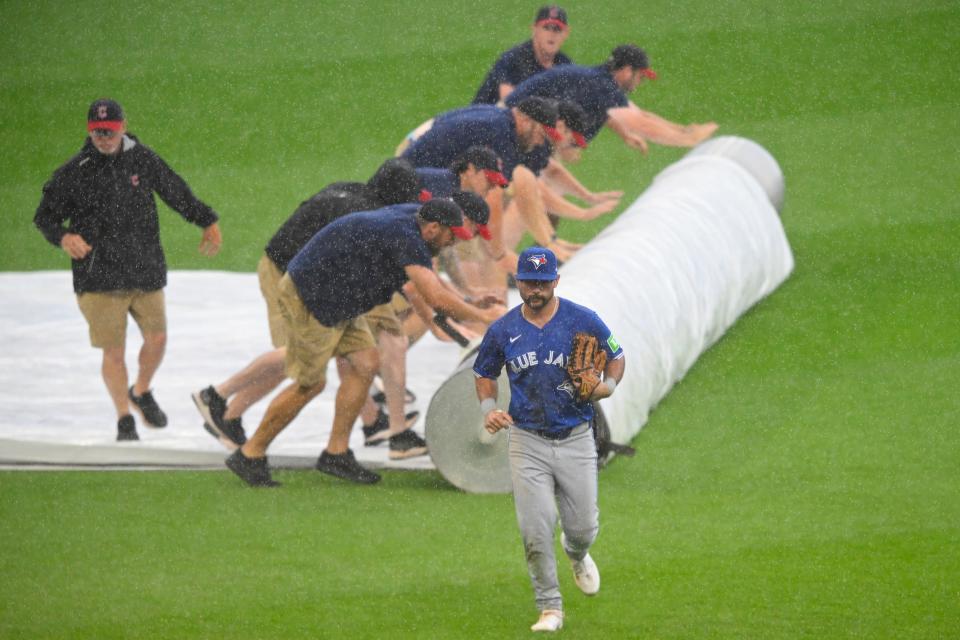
[1,0,959,638]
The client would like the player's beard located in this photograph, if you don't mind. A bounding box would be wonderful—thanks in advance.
[425,236,444,256]
[521,288,552,311]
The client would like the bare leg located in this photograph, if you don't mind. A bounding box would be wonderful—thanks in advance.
[132,331,166,396]
[102,346,130,419]
[217,348,287,420]
[375,332,411,437]
[339,356,378,426]
[241,381,324,458]
[326,347,379,453]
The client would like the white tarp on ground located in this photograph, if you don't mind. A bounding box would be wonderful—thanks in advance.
[0,270,484,469]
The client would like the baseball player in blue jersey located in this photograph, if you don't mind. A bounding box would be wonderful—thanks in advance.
[473,247,625,632]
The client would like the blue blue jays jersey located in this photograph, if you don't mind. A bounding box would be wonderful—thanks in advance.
[474,298,624,432]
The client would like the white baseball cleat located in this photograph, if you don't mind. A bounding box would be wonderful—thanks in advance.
[531,609,564,632]
[571,553,600,595]
[562,532,601,596]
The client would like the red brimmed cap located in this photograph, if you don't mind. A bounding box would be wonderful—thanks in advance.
[557,101,589,148]
[418,198,473,240]
[640,67,658,80]
[544,125,564,144]
[483,169,509,187]
[87,99,125,131]
[534,5,568,29]
[455,146,509,188]
[452,191,492,241]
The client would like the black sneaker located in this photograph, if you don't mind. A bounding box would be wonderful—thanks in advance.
[191,385,226,429]
[388,429,429,460]
[116,414,139,441]
[202,417,247,450]
[362,410,389,446]
[226,449,280,487]
[129,386,168,428]
[315,449,381,484]
[362,408,421,446]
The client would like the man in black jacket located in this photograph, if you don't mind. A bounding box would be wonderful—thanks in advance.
[34,99,222,441]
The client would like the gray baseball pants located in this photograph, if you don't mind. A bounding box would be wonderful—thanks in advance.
[508,423,599,612]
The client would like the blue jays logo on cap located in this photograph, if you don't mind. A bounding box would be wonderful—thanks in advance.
[528,254,548,269]
[516,246,558,281]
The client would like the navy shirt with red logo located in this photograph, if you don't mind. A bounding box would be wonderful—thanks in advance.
[472,40,573,105]
[286,204,431,327]
[402,105,529,181]
[505,65,629,141]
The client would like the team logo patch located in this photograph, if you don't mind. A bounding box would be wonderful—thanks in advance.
[527,254,548,269]
[130,174,140,187]
[557,380,575,398]
[607,335,620,352]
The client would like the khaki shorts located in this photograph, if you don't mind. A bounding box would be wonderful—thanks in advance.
[76,289,166,349]
[277,274,376,388]
[257,254,287,348]
[363,299,404,337]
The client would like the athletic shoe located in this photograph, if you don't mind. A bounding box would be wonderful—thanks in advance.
[531,610,563,632]
[191,385,226,429]
[116,414,138,441]
[226,449,280,487]
[571,553,600,596]
[315,449,381,484]
[363,408,421,446]
[202,417,247,450]
[388,429,428,460]
[561,532,600,595]
[129,386,168,428]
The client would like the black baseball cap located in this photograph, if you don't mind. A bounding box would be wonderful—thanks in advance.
[418,198,473,240]
[534,5,568,29]
[557,101,589,148]
[454,146,508,188]
[87,99,125,132]
[516,97,562,143]
[368,158,420,205]
[609,44,657,79]
[451,190,492,240]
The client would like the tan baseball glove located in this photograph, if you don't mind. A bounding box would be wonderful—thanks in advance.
[567,332,607,402]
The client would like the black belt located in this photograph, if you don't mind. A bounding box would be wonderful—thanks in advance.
[527,423,588,441]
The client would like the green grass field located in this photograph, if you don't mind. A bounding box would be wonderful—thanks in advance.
[2,1,959,638]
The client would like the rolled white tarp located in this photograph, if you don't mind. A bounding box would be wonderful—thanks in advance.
[426,136,794,492]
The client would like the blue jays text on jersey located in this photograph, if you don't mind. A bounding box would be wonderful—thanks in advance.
[474,298,624,433]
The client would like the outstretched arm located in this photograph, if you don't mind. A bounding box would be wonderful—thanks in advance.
[607,103,718,148]
[404,264,503,325]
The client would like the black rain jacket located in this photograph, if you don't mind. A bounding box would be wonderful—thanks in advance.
[34,134,219,293]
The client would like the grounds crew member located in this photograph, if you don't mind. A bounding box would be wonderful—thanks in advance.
[34,98,222,441]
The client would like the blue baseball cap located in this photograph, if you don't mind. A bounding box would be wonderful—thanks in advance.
[516,246,558,281]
